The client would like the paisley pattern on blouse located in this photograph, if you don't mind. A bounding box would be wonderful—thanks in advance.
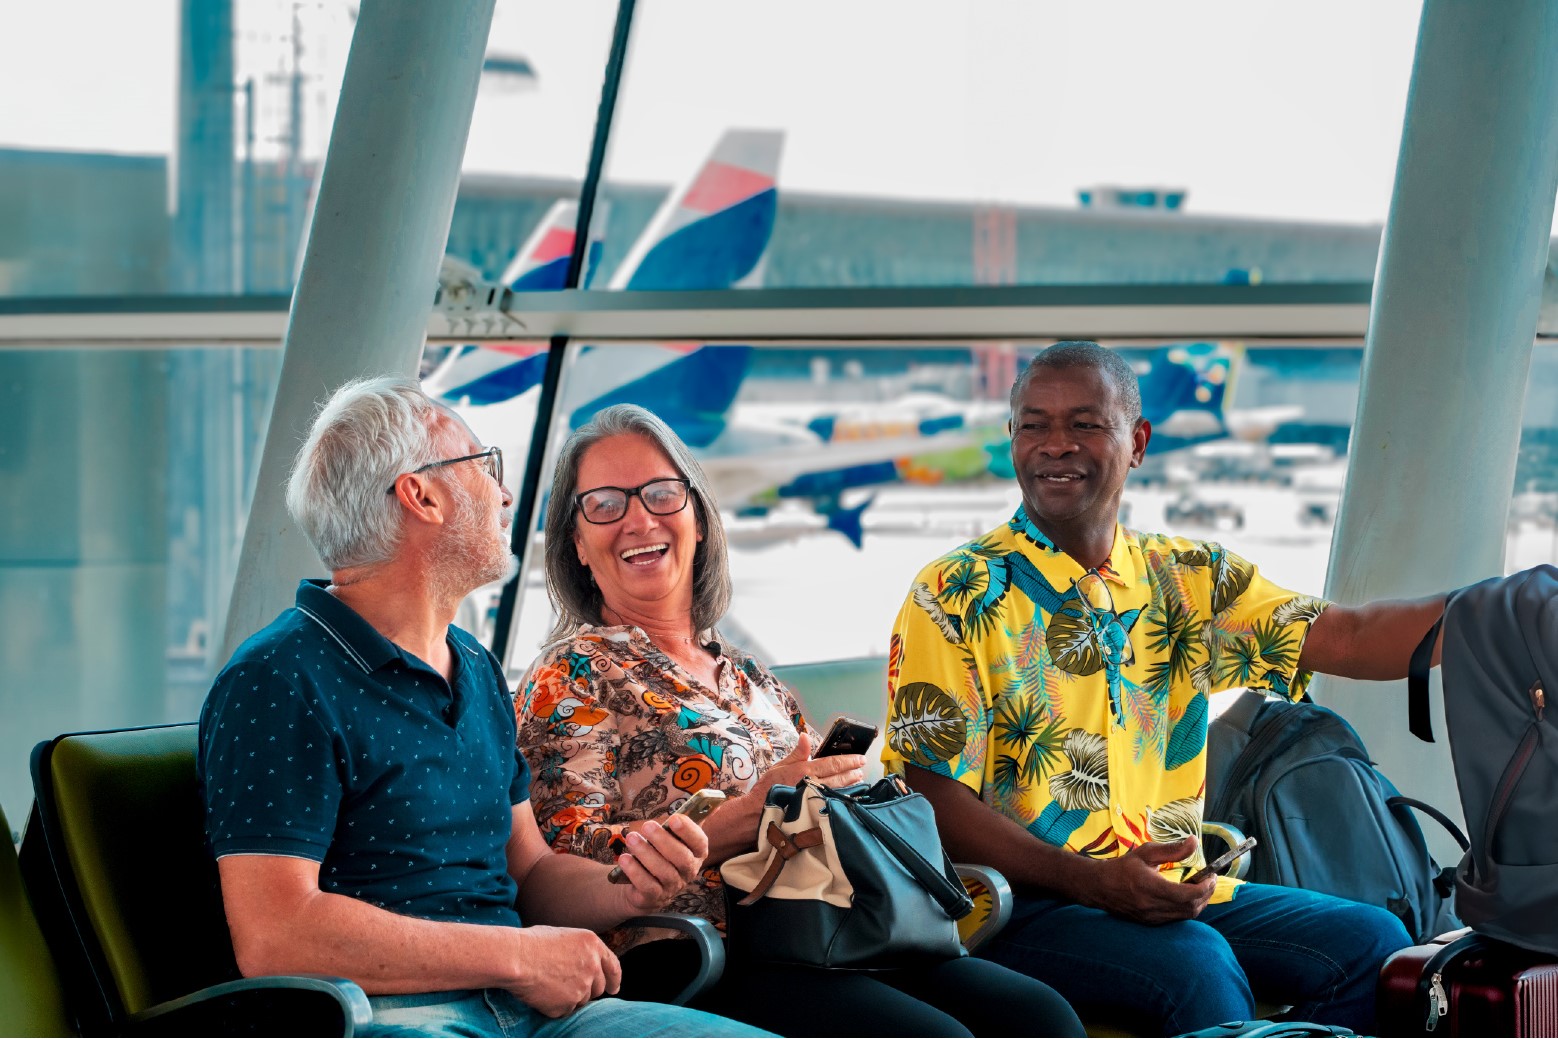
[517,623,814,949]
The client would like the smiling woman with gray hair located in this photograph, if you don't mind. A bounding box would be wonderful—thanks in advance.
[515,403,1083,1038]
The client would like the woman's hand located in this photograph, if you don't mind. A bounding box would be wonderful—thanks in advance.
[750,732,865,798]
[698,733,867,864]
[611,815,709,913]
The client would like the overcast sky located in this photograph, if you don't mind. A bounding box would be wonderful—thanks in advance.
[2,0,1426,225]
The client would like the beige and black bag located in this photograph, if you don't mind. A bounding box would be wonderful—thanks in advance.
[720,775,972,969]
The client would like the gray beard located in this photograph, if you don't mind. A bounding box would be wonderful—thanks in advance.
[433,482,518,601]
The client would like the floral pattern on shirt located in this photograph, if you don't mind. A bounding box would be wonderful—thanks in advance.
[517,623,814,946]
[883,507,1329,902]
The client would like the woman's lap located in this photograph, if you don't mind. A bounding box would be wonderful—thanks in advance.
[687,954,1084,1038]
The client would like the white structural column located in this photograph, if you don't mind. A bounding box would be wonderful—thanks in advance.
[223,0,497,657]
[1318,0,1558,857]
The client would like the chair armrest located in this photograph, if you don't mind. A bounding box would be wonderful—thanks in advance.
[1200,821,1252,881]
[622,914,724,1006]
[127,974,372,1036]
[952,863,1012,953]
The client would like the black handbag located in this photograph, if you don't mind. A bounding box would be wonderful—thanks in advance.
[719,775,973,969]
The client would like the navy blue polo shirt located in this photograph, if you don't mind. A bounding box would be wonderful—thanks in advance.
[199,580,530,927]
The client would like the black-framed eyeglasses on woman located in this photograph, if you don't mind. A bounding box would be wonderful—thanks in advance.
[386,446,503,494]
[574,478,691,524]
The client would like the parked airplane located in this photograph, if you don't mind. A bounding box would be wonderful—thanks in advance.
[428,128,781,412]
[732,342,1294,531]
[429,138,1298,550]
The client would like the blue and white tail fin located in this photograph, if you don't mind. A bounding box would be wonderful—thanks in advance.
[611,129,784,291]
[424,341,551,407]
[1138,342,1235,439]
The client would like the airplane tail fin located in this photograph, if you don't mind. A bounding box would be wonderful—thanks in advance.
[612,129,784,291]
[570,346,754,449]
[1138,343,1234,428]
[825,496,873,550]
[501,199,608,290]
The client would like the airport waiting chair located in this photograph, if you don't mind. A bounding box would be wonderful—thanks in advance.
[2,801,74,1036]
[21,724,372,1035]
[22,723,723,1034]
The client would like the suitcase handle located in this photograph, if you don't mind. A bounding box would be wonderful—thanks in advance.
[1412,930,1488,1033]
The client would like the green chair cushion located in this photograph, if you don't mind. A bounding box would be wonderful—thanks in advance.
[46,725,237,1017]
[1,802,73,1036]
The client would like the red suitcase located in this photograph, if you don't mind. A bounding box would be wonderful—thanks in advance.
[1377,928,1558,1036]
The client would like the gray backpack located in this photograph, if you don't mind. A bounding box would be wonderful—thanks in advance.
[1409,564,1558,956]
[1206,689,1465,942]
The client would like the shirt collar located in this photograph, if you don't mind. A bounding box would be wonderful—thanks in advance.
[1007,505,1138,592]
[293,579,404,674]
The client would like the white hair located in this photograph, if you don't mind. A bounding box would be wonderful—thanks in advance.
[285,376,454,570]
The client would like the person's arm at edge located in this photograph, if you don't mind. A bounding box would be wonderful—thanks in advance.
[218,853,555,996]
[904,764,1213,925]
[1296,594,1445,680]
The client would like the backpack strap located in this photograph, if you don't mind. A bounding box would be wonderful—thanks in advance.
[1386,794,1470,852]
[1220,688,1269,736]
[1407,616,1444,743]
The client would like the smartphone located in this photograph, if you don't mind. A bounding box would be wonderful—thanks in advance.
[815,715,879,758]
[606,788,728,884]
[1182,836,1258,884]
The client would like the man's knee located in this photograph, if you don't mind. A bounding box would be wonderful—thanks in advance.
[1151,921,1247,991]
[1337,900,1414,969]
[990,912,1251,1028]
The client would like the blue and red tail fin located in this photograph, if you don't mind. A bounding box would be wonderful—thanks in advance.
[612,129,784,291]
[501,199,607,291]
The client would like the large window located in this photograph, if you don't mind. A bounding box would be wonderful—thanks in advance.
[0,343,280,830]
[588,0,1422,290]
[0,1,617,299]
[482,338,1368,676]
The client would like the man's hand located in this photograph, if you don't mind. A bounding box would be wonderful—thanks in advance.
[611,814,709,913]
[1086,837,1217,925]
[509,925,621,1018]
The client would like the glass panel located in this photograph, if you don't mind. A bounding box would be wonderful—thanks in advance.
[594,0,1421,289]
[0,345,280,829]
[421,339,549,644]
[502,339,1361,680]
[1507,341,1558,572]
[0,1,615,298]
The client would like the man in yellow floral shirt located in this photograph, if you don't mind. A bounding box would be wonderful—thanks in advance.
[886,341,1444,1036]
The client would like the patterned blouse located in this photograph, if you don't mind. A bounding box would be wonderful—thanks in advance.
[516,623,816,945]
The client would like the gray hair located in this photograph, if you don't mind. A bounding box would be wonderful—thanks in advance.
[1011,340,1144,423]
[286,376,454,570]
[543,404,732,641]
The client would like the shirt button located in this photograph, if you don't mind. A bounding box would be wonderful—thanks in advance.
[1114,804,1123,815]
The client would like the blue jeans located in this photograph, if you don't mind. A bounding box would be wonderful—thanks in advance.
[977,882,1412,1035]
[363,989,772,1038]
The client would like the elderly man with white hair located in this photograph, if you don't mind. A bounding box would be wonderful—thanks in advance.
[198,376,765,1038]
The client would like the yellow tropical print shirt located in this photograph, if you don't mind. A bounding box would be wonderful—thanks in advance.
[883,507,1329,902]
